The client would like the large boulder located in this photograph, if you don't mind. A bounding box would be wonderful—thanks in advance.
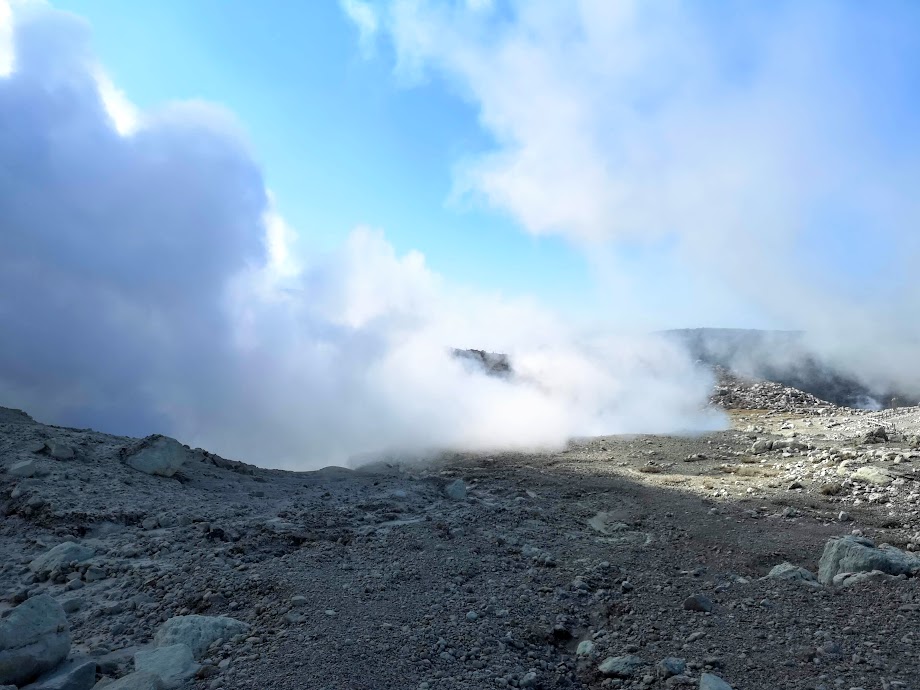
[134,644,197,688]
[153,615,249,659]
[92,672,163,690]
[0,595,71,686]
[30,542,95,578]
[122,436,189,478]
[22,658,96,690]
[818,535,920,585]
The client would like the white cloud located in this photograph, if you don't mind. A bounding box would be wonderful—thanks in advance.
[340,0,379,55]
[0,2,719,469]
[0,0,13,76]
[370,0,920,397]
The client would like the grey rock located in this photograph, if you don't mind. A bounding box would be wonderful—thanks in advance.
[22,657,96,690]
[153,615,249,659]
[598,655,646,678]
[123,436,189,478]
[832,569,900,588]
[46,442,75,460]
[0,595,71,686]
[444,479,467,500]
[9,460,47,478]
[30,543,96,577]
[575,640,595,656]
[682,594,713,612]
[751,439,773,454]
[92,672,164,690]
[852,466,894,486]
[699,673,733,690]
[656,657,686,679]
[817,535,920,585]
[764,562,821,588]
[134,644,197,688]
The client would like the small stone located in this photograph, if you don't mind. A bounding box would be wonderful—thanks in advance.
[699,672,733,690]
[656,657,686,679]
[519,672,537,688]
[838,511,852,522]
[682,594,713,613]
[134,644,198,688]
[465,611,478,621]
[575,640,595,656]
[444,479,467,500]
[763,562,820,588]
[598,655,646,678]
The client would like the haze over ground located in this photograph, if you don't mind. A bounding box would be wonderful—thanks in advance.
[1,0,918,468]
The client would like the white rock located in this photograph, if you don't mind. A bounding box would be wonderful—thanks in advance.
[8,460,46,478]
[123,436,189,478]
[764,562,821,588]
[699,673,733,690]
[153,615,250,659]
[444,479,467,500]
[134,644,197,688]
[30,543,95,577]
[817,535,920,585]
[0,595,70,686]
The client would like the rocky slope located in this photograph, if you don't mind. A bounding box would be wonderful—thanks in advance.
[3,391,920,690]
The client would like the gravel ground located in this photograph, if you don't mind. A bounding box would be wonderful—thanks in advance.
[2,381,920,690]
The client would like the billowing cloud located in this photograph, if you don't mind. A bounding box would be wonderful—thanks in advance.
[0,2,718,468]
[364,0,920,396]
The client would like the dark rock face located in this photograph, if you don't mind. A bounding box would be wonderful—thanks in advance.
[451,348,513,378]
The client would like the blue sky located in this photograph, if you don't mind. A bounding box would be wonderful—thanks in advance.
[53,0,607,319]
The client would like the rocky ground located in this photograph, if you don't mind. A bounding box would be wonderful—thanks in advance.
[3,374,920,690]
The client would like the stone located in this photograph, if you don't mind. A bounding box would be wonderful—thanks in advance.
[0,595,71,686]
[153,615,250,659]
[134,644,197,689]
[46,442,75,460]
[764,562,821,588]
[751,439,773,454]
[444,479,467,500]
[22,657,96,690]
[575,640,595,656]
[817,535,920,585]
[656,657,686,679]
[831,570,900,588]
[852,466,894,486]
[123,436,189,478]
[699,673,733,690]
[598,655,646,678]
[92,672,164,690]
[682,594,713,612]
[30,543,96,577]
[9,460,47,478]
